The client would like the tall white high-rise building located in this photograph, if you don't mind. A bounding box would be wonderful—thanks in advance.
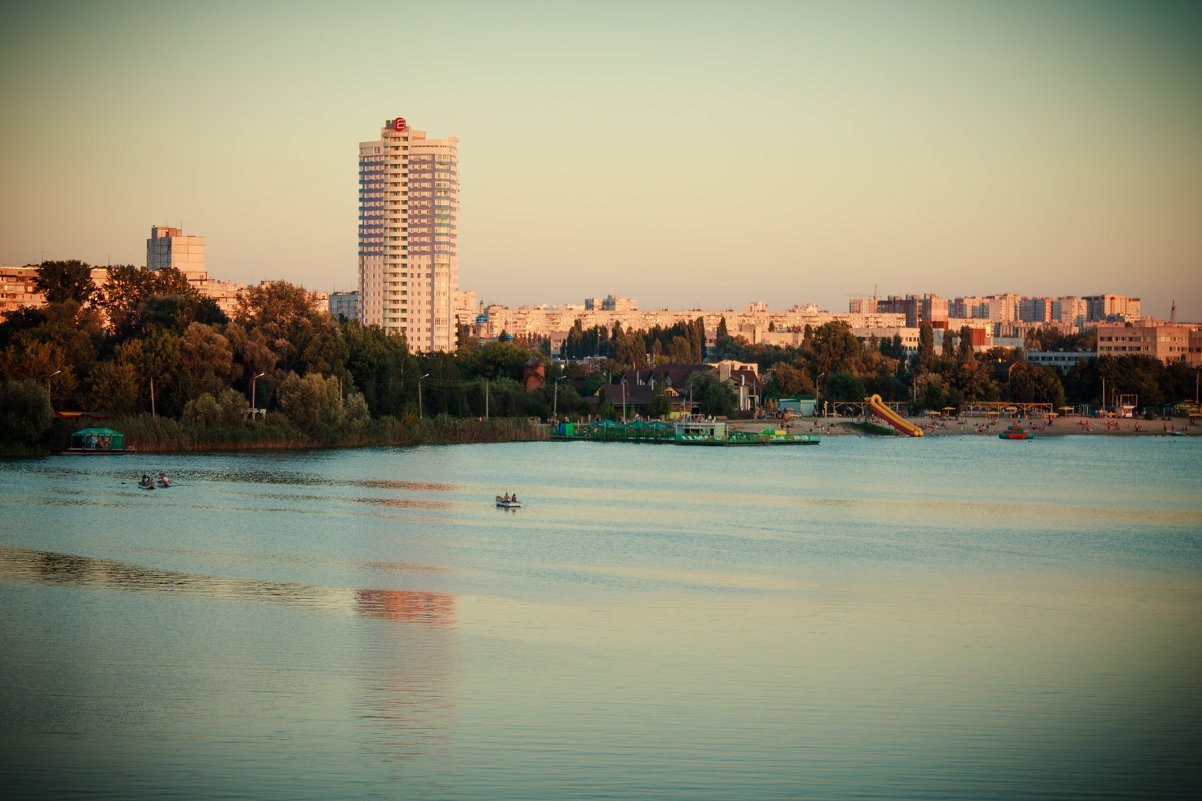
[358,116,459,352]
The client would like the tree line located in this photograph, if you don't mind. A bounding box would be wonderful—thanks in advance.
[2,260,1196,453]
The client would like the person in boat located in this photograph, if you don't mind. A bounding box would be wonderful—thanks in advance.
[503,493,510,502]
[157,472,170,486]
[511,492,518,503]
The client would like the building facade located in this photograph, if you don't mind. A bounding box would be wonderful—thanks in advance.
[147,226,206,287]
[329,291,360,322]
[1085,294,1140,322]
[358,117,459,351]
[1096,320,1195,364]
[0,265,43,315]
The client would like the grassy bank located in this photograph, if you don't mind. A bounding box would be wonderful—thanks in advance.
[38,414,547,455]
[847,421,899,436]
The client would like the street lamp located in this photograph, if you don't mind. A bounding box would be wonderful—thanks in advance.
[554,375,566,418]
[47,369,61,402]
[251,372,265,418]
[816,372,826,418]
[621,377,627,423]
[418,373,430,419]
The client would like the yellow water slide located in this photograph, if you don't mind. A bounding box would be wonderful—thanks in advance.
[865,394,923,437]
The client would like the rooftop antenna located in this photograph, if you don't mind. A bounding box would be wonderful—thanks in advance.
[1170,299,1176,324]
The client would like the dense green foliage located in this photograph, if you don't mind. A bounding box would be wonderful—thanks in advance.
[2,260,1196,454]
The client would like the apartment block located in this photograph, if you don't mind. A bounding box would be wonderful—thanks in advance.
[0,265,43,315]
[358,116,459,351]
[1085,294,1140,322]
[329,291,360,322]
[877,294,948,329]
[147,226,206,287]
[1096,320,1193,363]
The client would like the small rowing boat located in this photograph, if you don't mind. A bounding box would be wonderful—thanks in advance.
[496,495,521,508]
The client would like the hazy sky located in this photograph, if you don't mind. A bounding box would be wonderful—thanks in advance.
[2,0,1199,319]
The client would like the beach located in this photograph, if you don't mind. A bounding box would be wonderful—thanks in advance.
[757,415,1200,437]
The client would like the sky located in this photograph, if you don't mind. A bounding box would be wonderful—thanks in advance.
[2,0,1200,319]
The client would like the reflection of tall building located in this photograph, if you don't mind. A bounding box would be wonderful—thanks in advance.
[355,589,457,625]
[358,117,459,352]
[147,225,206,287]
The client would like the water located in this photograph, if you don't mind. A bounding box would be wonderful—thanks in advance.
[1,436,1200,799]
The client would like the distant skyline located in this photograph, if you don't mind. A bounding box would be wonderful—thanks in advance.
[2,1,1199,320]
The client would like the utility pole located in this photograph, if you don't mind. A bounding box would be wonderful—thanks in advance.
[554,375,565,417]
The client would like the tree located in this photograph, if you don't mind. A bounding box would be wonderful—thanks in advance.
[688,371,736,417]
[717,317,729,339]
[956,326,976,364]
[0,379,55,449]
[806,321,860,376]
[98,265,196,336]
[135,294,228,334]
[35,260,96,305]
[765,363,814,398]
[646,382,671,418]
[917,323,935,369]
[343,323,415,417]
[824,371,866,402]
[941,327,956,360]
[278,372,344,430]
[86,361,140,416]
[179,322,234,400]
[182,387,249,428]
[0,339,76,405]
[237,281,346,378]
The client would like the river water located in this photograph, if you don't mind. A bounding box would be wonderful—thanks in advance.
[1,436,1199,799]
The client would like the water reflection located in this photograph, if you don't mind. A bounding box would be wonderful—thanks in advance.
[0,545,455,625]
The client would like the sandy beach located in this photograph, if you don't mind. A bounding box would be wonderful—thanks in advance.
[743,415,1200,437]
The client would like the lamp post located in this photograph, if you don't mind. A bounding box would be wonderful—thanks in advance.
[251,372,265,419]
[816,372,825,418]
[47,369,61,403]
[418,373,430,419]
[621,378,627,423]
[554,375,566,418]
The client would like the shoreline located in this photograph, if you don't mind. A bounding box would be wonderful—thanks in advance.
[758,416,1200,437]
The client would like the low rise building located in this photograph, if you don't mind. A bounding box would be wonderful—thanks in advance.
[1026,351,1094,371]
[1096,320,1194,363]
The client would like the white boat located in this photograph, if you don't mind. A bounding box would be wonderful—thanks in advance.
[496,495,522,508]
